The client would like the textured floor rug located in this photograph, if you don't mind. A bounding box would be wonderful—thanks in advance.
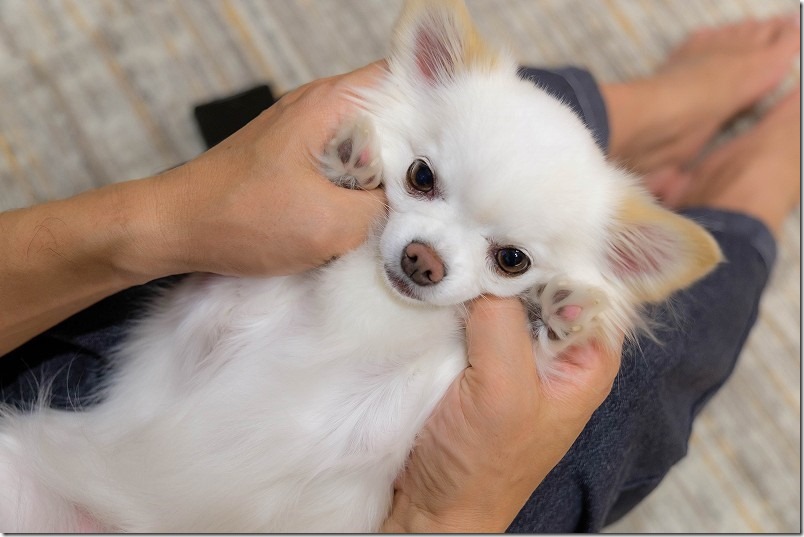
[0,0,799,532]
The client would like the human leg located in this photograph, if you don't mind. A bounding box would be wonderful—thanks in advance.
[510,205,777,531]
[508,102,793,529]
[509,16,799,532]
[602,14,799,175]
[651,88,800,237]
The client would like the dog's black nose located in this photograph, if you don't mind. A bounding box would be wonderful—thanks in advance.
[401,242,445,286]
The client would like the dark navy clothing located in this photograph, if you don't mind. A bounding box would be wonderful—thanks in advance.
[517,66,611,153]
[0,68,776,532]
[509,210,774,531]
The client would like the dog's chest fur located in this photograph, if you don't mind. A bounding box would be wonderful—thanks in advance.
[79,245,468,531]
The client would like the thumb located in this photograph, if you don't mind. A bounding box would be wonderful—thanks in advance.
[540,336,623,426]
[462,295,622,499]
[465,294,621,433]
[462,296,543,410]
[465,295,535,380]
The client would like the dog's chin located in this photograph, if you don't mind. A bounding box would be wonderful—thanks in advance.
[383,268,424,303]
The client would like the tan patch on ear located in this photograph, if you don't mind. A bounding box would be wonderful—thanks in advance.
[396,0,501,75]
[611,190,723,303]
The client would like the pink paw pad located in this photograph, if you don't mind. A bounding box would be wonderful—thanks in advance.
[320,115,383,190]
[539,276,608,344]
[557,304,583,323]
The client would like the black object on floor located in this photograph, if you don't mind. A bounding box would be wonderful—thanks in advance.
[193,84,277,149]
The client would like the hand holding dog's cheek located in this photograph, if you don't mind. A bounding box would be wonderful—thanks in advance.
[135,63,389,279]
[382,296,622,533]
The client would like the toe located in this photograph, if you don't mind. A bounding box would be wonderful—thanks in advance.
[671,26,716,58]
[759,86,800,130]
[772,15,802,55]
[697,19,758,52]
[643,167,694,210]
[733,19,763,47]
[756,15,791,46]
[739,14,801,55]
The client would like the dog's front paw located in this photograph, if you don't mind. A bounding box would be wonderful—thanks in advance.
[320,115,382,190]
[531,276,608,355]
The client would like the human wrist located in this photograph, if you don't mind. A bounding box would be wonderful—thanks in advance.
[102,166,200,285]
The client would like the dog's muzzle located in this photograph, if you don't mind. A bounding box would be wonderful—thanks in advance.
[400,242,446,286]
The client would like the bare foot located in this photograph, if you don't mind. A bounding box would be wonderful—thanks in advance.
[603,14,800,174]
[651,87,800,238]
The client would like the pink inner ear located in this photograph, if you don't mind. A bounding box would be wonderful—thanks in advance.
[415,28,453,83]
[608,225,673,278]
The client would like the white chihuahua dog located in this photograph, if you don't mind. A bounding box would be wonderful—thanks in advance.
[0,0,721,532]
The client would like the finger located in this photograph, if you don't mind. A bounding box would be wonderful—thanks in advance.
[293,63,389,163]
[642,166,692,210]
[338,60,390,89]
[566,335,623,380]
[541,336,623,422]
[313,61,390,119]
[323,62,390,129]
[464,296,535,379]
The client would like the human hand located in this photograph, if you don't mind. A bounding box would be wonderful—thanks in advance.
[0,63,390,354]
[381,296,622,533]
[124,63,388,280]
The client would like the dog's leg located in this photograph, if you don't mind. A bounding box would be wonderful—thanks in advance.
[530,276,608,357]
[319,115,383,190]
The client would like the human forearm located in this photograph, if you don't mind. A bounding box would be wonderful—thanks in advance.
[0,171,188,356]
[0,64,388,357]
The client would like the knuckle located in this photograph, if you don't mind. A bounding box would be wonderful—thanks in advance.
[309,76,340,99]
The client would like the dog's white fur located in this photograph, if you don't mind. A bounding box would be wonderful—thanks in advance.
[0,0,722,532]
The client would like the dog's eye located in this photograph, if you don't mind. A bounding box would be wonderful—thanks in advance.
[495,247,531,275]
[407,158,435,194]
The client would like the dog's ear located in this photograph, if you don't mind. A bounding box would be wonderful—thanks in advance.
[390,0,500,86]
[606,188,723,303]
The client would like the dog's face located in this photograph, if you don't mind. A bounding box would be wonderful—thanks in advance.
[366,0,721,308]
[377,75,617,306]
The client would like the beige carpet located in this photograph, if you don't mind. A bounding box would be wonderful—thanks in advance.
[0,0,799,532]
